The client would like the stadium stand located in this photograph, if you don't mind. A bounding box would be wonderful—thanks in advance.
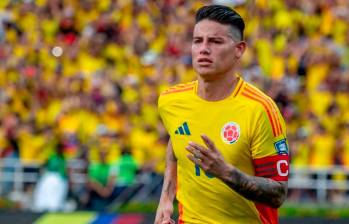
[0,0,348,214]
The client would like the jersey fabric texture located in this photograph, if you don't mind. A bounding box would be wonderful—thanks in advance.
[158,77,289,224]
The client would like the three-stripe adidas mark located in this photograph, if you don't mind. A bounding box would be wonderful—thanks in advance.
[175,122,191,135]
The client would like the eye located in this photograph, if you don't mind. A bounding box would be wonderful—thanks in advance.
[213,40,223,44]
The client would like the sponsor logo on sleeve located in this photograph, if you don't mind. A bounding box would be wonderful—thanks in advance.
[274,139,289,155]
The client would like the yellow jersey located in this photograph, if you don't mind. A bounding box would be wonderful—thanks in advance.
[158,77,289,224]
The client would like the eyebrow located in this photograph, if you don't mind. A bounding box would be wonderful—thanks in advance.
[210,37,225,40]
[192,36,227,39]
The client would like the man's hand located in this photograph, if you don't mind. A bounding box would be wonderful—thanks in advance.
[186,134,229,179]
[154,198,175,224]
[186,134,288,208]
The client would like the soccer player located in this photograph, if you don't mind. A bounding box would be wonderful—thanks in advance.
[155,5,289,224]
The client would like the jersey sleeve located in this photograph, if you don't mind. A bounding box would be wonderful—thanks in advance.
[250,104,289,181]
[158,81,196,136]
[158,94,171,134]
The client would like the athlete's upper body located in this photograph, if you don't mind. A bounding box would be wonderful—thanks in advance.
[155,5,289,224]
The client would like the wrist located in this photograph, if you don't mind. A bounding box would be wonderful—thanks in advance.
[218,163,235,183]
[160,193,174,203]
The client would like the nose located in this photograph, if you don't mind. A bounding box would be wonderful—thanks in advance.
[199,42,211,55]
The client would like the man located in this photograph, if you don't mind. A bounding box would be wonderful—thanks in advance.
[155,5,289,224]
[87,150,115,211]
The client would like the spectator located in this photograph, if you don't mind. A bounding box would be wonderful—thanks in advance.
[0,0,348,207]
[87,149,114,211]
[111,146,139,190]
[33,139,68,212]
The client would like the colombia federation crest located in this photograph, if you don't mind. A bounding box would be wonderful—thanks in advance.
[221,122,240,144]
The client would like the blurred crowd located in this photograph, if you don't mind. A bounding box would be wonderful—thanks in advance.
[0,0,349,209]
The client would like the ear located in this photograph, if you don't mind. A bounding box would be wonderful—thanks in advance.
[234,41,246,59]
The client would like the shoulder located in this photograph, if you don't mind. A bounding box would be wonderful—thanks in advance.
[158,81,196,108]
[239,81,284,136]
[160,81,196,96]
[238,81,279,112]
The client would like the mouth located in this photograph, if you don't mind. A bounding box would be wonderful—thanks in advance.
[197,58,213,67]
[197,58,213,63]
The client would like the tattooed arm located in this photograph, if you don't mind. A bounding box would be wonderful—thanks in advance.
[186,135,288,208]
[154,140,177,224]
[219,165,287,208]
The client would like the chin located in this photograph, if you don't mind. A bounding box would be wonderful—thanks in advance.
[194,67,216,79]
[197,72,218,81]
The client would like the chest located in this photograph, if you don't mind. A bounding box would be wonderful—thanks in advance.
[167,100,253,167]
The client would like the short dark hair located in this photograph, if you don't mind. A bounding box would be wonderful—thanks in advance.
[195,5,245,41]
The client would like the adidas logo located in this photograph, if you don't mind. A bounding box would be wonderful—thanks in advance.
[175,122,191,135]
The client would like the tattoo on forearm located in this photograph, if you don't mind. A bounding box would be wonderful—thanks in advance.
[161,170,177,201]
[164,180,175,195]
[160,140,177,201]
[224,169,287,208]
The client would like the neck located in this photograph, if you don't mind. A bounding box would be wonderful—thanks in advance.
[197,73,239,101]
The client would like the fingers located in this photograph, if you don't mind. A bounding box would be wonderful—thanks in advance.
[161,212,175,224]
[187,141,209,156]
[157,218,175,224]
[201,134,216,151]
[185,144,196,155]
[155,212,175,224]
[161,219,175,224]
[185,145,204,159]
[187,154,203,166]
[186,136,218,166]
[186,145,204,169]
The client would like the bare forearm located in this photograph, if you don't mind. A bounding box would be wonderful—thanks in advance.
[160,140,177,202]
[160,164,177,202]
[219,164,287,208]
